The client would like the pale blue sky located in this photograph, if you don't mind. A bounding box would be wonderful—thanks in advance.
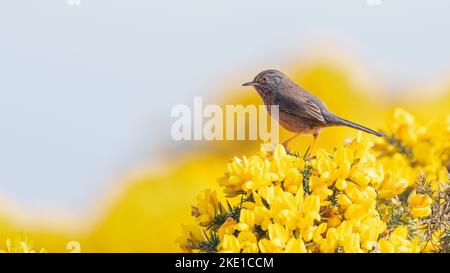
[0,0,449,213]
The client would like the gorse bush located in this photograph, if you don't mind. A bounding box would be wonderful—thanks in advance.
[177,108,450,253]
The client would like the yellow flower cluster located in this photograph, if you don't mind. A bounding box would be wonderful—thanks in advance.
[374,108,450,192]
[178,109,449,253]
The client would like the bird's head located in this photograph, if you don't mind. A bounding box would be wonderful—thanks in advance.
[242,69,290,96]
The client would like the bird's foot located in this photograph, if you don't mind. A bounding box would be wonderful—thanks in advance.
[283,144,302,157]
[302,145,316,161]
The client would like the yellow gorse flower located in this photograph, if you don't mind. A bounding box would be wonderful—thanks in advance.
[176,224,208,252]
[191,189,221,225]
[408,190,432,218]
[179,109,449,253]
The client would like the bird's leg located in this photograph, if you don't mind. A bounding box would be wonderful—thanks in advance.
[305,133,319,159]
[282,134,300,153]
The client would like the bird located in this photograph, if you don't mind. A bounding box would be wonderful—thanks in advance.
[242,69,383,153]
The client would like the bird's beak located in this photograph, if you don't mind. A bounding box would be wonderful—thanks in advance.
[242,81,259,87]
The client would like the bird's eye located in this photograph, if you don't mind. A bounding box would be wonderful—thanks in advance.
[260,76,268,84]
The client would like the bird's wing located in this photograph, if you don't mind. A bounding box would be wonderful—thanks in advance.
[302,97,327,122]
[276,90,327,124]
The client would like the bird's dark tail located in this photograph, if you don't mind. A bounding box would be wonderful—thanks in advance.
[333,116,383,137]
